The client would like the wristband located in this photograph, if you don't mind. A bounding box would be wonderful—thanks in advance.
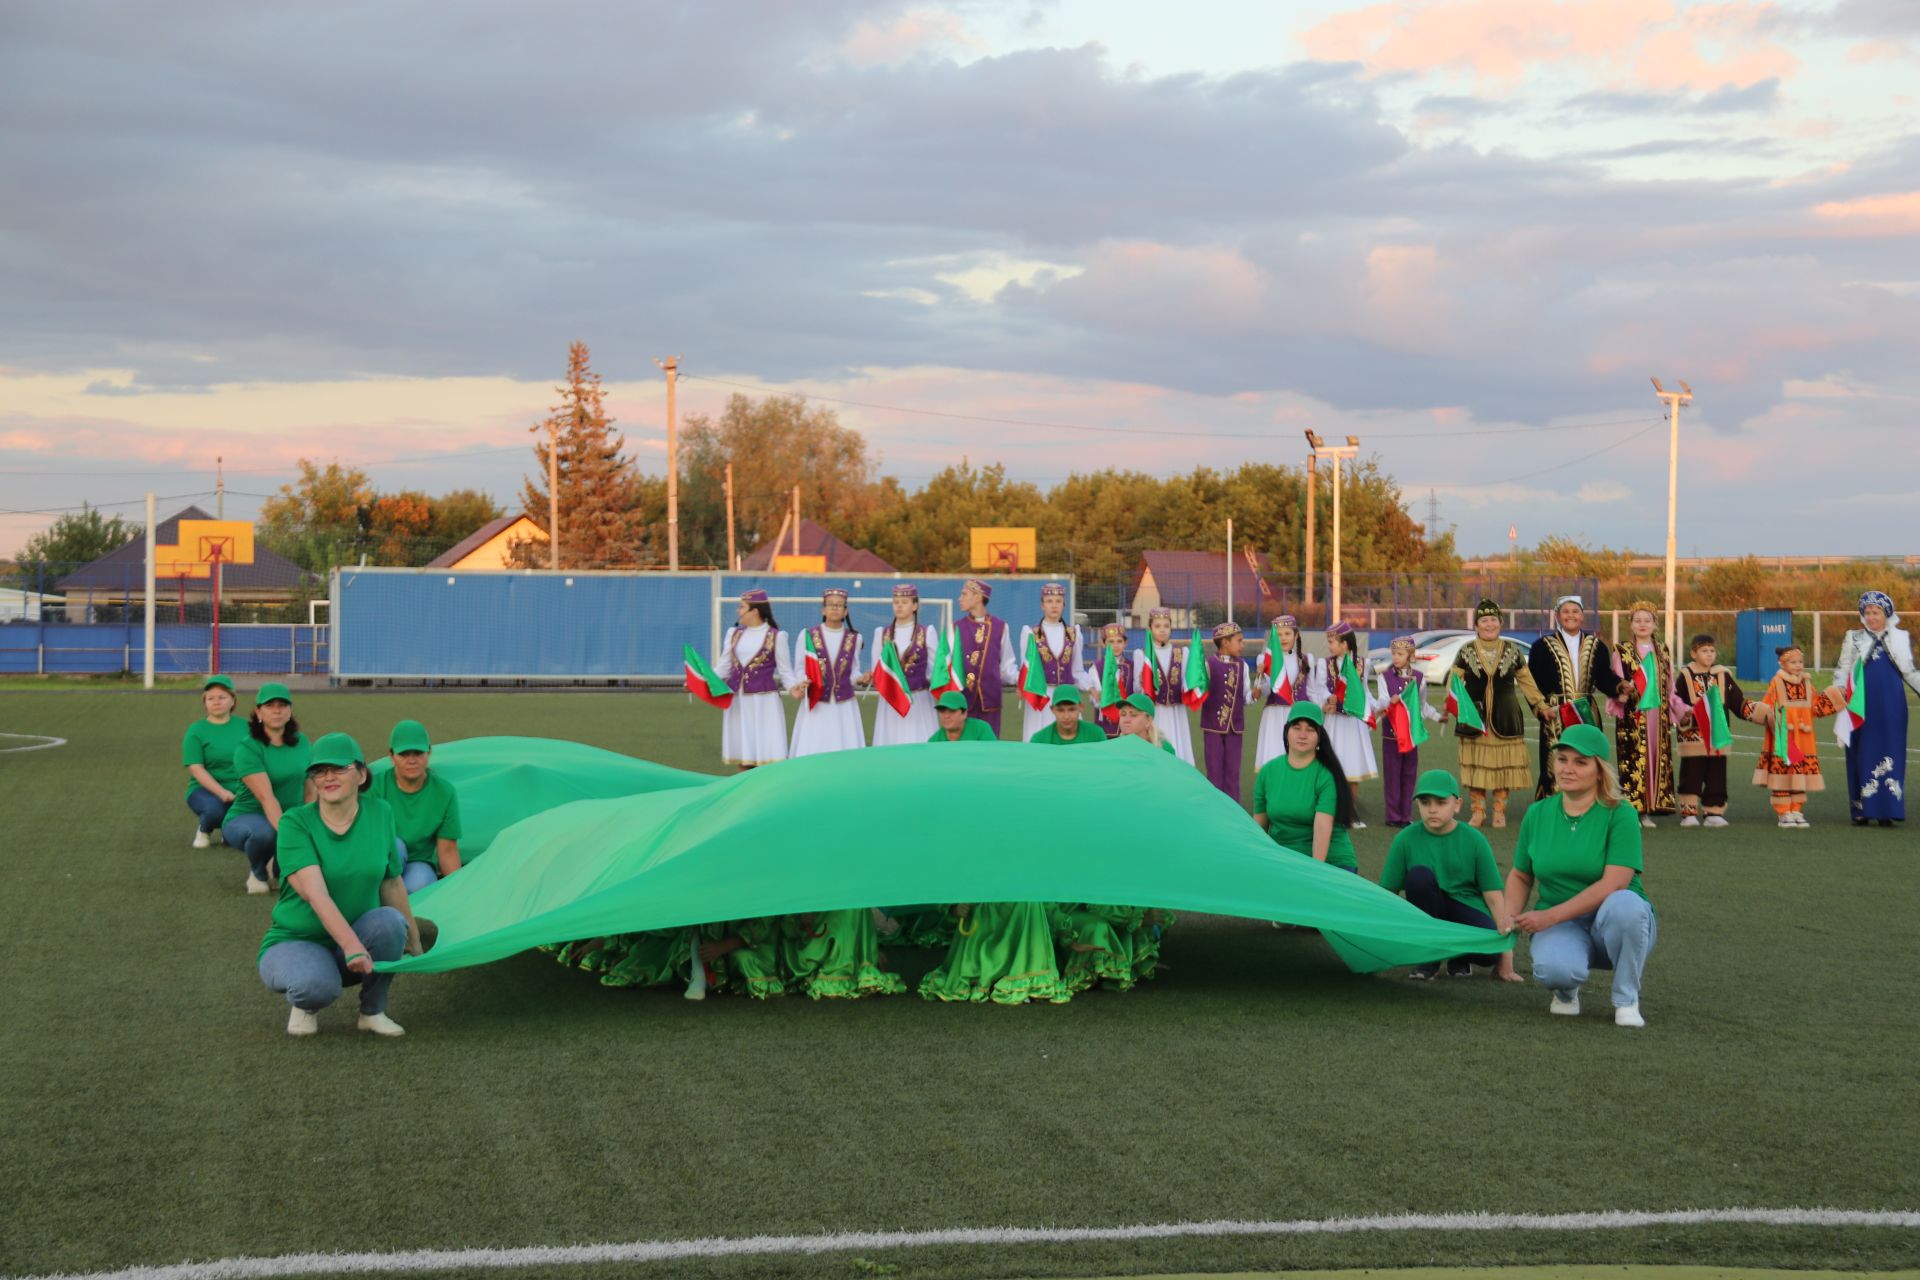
[343,951,368,964]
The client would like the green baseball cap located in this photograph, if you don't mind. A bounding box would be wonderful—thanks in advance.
[389,720,431,753]
[935,691,969,712]
[1556,723,1611,759]
[1051,685,1083,706]
[1122,692,1154,714]
[202,674,234,693]
[307,732,365,771]
[1284,701,1325,728]
[255,681,293,706]
[1413,769,1459,800]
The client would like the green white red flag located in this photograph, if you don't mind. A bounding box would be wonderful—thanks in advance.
[873,634,913,718]
[1181,632,1209,709]
[1771,706,1805,766]
[1635,659,1663,713]
[1842,657,1868,730]
[798,629,824,710]
[930,625,964,697]
[1336,652,1371,724]
[1445,671,1485,733]
[1099,644,1123,724]
[1386,676,1428,753]
[682,645,733,710]
[1017,631,1051,711]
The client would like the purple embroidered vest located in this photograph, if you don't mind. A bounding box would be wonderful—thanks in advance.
[1033,621,1078,685]
[1201,654,1247,735]
[1147,645,1184,707]
[810,625,859,703]
[960,614,1007,714]
[884,623,931,692]
[725,627,783,696]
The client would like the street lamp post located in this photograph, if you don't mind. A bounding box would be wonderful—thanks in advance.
[1305,431,1361,625]
[1650,377,1693,654]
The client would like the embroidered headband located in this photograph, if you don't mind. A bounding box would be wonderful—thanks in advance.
[963,578,992,600]
[1474,598,1502,620]
[1041,583,1066,600]
[1212,622,1242,641]
[1147,607,1172,621]
[1860,590,1895,618]
[1627,599,1659,618]
[1275,615,1298,629]
[1101,622,1127,641]
[1325,620,1355,637]
[740,588,770,605]
[821,588,848,604]
[1390,635,1417,651]
[891,583,918,600]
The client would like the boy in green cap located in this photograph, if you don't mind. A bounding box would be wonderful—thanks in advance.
[1032,686,1100,746]
[928,690,997,742]
[1379,769,1517,981]
[369,720,464,893]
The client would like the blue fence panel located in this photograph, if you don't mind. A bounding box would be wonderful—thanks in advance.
[0,623,327,676]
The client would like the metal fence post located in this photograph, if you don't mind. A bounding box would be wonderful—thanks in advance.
[1813,612,1822,670]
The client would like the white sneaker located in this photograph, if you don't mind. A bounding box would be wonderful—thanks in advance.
[1678,815,1700,828]
[245,873,271,895]
[192,828,211,848]
[357,1012,405,1037]
[1640,817,1657,829]
[1795,813,1812,827]
[1614,1003,1646,1028]
[1350,820,1368,830]
[1549,991,1581,1017]
[287,1007,319,1036]
[1703,815,1728,828]
[1777,815,1795,828]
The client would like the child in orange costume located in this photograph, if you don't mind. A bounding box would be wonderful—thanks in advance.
[1747,645,1840,828]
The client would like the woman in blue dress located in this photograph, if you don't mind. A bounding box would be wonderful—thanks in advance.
[1830,591,1920,827]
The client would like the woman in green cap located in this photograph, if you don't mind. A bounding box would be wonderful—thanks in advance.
[369,720,463,893]
[1251,702,1358,872]
[182,675,248,848]
[257,732,421,1037]
[220,682,312,895]
[1115,691,1176,753]
[1504,723,1656,1028]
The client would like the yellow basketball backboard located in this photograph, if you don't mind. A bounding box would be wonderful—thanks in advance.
[969,527,1036,572]
[176,520,255,566]
[154,546,211,579]
[772,554,828,573]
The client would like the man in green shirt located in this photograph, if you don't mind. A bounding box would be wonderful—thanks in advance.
[369,719,464,893]
[928,690,998,743]
[1031,686,1101,746]
[1380,770,1516,981]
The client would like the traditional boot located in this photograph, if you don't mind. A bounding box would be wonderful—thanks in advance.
[1468,789,1487,828]
[1491,789,1510,828]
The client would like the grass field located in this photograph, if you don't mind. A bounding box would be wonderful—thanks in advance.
[2,688,1917,1280]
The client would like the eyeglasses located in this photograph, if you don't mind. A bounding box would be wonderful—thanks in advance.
[307,764,357,780]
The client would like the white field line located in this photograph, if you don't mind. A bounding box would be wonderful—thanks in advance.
[12,1206,1918,1280]
[0,732,66,753]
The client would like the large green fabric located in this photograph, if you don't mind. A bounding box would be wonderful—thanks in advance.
[384,738,1511,976]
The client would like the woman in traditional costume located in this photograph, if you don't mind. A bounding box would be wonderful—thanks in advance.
[1528,595,1627,799]
[778,911,906,999]
[1017,582,1087,741]
[1606,601,1687,828]
[1749,644,1839,828]
[1447,600,1548,829]
[1319,622,1380,825]
[1830,590,1920,827]
[715,589,793,770]
[869,583,941,748]
[919,900,1072,1006]
[1087,622,1136,737]
[787,587,866,757]
[1252,615,1306,773]
[1133,607,1194,764]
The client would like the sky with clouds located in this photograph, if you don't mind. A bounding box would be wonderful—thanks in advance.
[2,0,1915,559]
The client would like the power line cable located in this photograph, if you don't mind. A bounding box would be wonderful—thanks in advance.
[1409,420,1667,491]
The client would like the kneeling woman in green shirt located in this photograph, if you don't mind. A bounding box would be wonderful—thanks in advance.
[1251,703,1358,872]
[257,733,424,1038]
[1505,724,1657,1028]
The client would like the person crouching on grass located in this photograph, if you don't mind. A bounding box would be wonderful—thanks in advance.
[1505,724,1656,1028]
[182,674,247,848]
[256,733,421,1038]
[369,720,462,893]
[221,682,312,896]
[1378,770,1517,982]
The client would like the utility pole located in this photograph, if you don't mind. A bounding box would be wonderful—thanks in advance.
[143,493,155,690]
[791,485,801,559]
[214,455,224,631]
[1303,453,1316,609]
[655,355,681,570]
[546,419,560,571]
[724,462,737,571]
[1305,432,1360,625]
[1651,377,1693,653]
[1225,517,1234,628]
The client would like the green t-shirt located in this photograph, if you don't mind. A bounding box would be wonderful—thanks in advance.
[1031,722,1102,746]
[928,720,998,743]
[1251,756,1357,871]
[181,717,251,797]
[1513,798,1650,915]
[259,797,403,960]
[368,769,463,867]
[227,733,312,817]
[1381,823,1502,911]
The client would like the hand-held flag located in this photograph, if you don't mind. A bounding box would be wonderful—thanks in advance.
[873,635,914,718]
[682,645,734,709]
[1390,677,1429,753]
[1445,671,1485,732]
[1017,631,1050,711]
[1181,633,1209,710]
[1099,644,1123,724]
[799,630,824,710]
[1338,652,1371,723]
[930,625,964,697]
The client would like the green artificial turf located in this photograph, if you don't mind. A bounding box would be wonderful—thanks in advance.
[1,690,1916,1279]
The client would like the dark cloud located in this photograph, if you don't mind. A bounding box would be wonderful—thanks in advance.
[1563,78,1780,116]
[1825,0,1920,36]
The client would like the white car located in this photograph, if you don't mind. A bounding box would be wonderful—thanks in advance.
[1366,629,1475,687]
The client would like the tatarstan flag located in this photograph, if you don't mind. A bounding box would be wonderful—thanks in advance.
[1772,706,1805,766]
[1635,660,1663,713]
[873,636,913,718]
[1181,632,1209,709]
[1445,671,1485,733]
[929,625,962,697]
[1261,624,1293,704]
[682,644,733,710]
[798,629,824,710]
[1842,656,1868,730]
[1016,631,1051,711]
[1387,677,1428,753]
[1336,652,1371,724]
[1099,644,1123,724]
[1694,681,1733,753]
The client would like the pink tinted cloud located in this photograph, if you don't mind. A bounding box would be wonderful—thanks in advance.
[1811,191,1920,236]
[841,9,980,66]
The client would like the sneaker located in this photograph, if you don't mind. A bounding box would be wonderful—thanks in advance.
[1407,965,1438,981]
[1549,991,1581,1017]
[1678,815,1700,828]
[1776,815,1795,828]
[1614,1003,1646,1028]
[192,828,211,848]
[1792,812,1811,827]
[1446,959,1474,978]
[287,1007,319,1037]
[1703,815,1728,828]
[357,1012,405,1037]
[245,873,271,895]
[1350,820,1368,830]
[1640,817,1657,829]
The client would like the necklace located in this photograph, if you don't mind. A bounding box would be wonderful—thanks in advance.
[1562,800,1595,832]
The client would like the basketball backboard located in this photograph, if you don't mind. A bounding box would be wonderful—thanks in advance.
[969,527,1036,572]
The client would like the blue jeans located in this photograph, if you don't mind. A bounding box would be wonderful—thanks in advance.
[187,788,231,834]
[221,812,277,879]
[1402,865,1501,966]
[1528,891,1658,1007]
[257,906,408,1015]
[401,861,438,893]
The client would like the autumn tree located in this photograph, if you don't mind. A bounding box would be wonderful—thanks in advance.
[522,342,652,569]
[428,489,504,548]
[859,462,1047,572]
[260,460,376,571]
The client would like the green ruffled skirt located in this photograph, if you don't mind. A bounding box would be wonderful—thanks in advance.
[919,902,1073,1005]
[780,909,907,999]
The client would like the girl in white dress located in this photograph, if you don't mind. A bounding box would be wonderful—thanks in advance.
[1016,582,1088,741]
[715,589,794,770]
[869,583,941,747]
[1319,620,1382,825]
[1253,614,1306,772]
[1131,608,1195,764]
[787,587,867,757]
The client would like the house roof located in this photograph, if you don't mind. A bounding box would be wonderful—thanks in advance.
[1133,549,1275,608]
[55,506,313,594]
[426,514,544,568]
[740,518,896,574]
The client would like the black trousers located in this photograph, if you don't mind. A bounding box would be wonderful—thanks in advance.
[1403,865,1501,966]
